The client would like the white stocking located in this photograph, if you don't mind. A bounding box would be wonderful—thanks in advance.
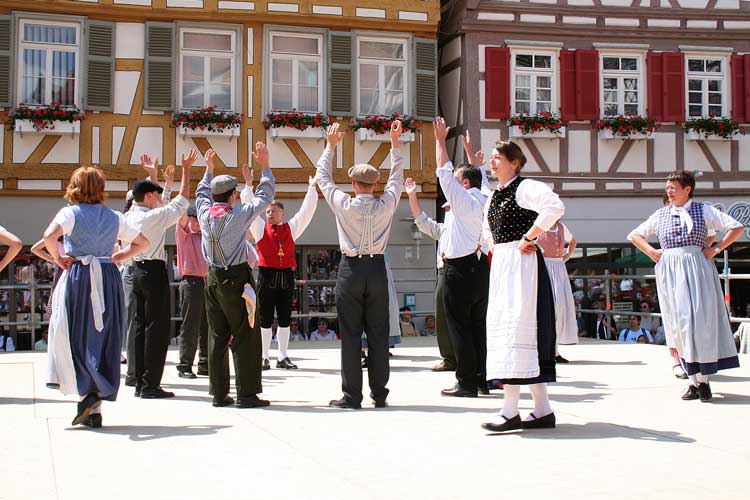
[260,328,273,360]
[696,373,709,384]
[527,383,552,420]
[277,326,290,360]
[500,385,520,419]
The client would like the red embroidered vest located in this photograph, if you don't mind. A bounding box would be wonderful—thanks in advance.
[257,222,296,269]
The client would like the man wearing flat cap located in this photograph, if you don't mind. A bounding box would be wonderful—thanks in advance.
[196,144,275,409]
[174,205,209,379]
[316,120,404,409]
[124,150,197,399]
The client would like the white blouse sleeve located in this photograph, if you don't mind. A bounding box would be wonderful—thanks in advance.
[703,204,743,234]
[116,212,141,242]
[516,179,565,232]
[562,223,573,243]
[627,211,659,241]
[482,196,494,246]
[52,206,76,235]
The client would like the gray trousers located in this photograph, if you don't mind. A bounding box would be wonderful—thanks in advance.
[123,265,138,386]
[178,276,208,371]
[336,255,390,405]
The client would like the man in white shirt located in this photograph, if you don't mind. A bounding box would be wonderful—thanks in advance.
[124,151,195,399]
[310,319,337,341]
[34,331,48,352]
[433,118,490,398]
[619,316,654,343]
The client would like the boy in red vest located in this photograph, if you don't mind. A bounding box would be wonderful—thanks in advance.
[241,174,319,369]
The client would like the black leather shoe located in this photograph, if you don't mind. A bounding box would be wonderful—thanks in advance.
[197,366,209,376]
[373,400,388,408]
[441,384,478,398]
[124,378,137,387]
[682,385,699,400]
[236,395,270,408]
[698,382,712,402]
[81,413,103,428]
[46,382,60,389]
[481,414,523,433]
[120,355,127,365]
[276,358,298,369]
[555,355,569,364]
[361,356,368,368]
[140,387,175,399]
[262,358,271,371]
[329,397,361,409]
[134,385,142,398]
[522,412,556,429]
[178,370,197,379]
[72,393,101,426]
[212,395,235,407]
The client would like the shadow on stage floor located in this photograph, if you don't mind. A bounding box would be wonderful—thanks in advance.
[71,424,232,441]
[486,422,695,443]
[567,360,646,366]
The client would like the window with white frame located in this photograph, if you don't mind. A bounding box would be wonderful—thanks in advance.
[179,28,236,111]
[268,32,323,112]
[17,19,81,106]
[601,55,642,116]
[686,56,726,117]
[357,37,408,116]
[512,52,555,115]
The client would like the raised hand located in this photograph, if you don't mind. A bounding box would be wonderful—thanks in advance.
[404,178,417,196]
[326,123,343,149]
[390,120,403,139]
[241,163,254,185]
[253,141,270,168]
[433,117,450,142]
[308,175,317,187]
[163,164,174,183]
[140,154,158,181]
[204,148,217,173]
[181,149,199,169]
[462,131,485,166]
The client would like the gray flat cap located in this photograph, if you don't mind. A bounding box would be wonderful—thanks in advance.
[210,174,239,195]
[347,164,380,184]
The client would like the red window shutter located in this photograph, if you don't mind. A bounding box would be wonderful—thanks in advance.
[744,54,750,123]
[731,54,746,122]
[485,47,510,119]
[647,52,664,122]
[560,50,577,121]
[575,49,599,120]
[661,52,685,122]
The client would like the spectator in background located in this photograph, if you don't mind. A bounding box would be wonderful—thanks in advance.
[592,302,618,340]
[421,315,437,337]
[35,331,48,352]
[1,329,15,352]
[289,319,305,341]
[399,306,419,337]
[310,319,337,341]
[619,316,654,343]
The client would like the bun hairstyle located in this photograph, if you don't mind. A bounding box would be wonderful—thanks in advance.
[494,141,527,174]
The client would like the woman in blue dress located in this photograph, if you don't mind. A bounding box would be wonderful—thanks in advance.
[43,166,148,427]
[628,171,743,402]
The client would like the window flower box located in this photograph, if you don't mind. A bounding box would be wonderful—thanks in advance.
[351,113,420,142]
[14,119,81,135]
[172,106,242,139]
[596,115,656,140]
[177,124,240,138]
[683,116,741,141]
[268,127,326,140]
[7,103,84,135]
[508,125,566,139]
[507,112,567,139]
[356,128,415,143]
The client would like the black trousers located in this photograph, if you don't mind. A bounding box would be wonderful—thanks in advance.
[131,260,171,389]
[257,267,295,328]
[335,255,389,405]
[178,276,208,371]
[435,268,457,368]
[205,263,262,398]
[442,253,490,391]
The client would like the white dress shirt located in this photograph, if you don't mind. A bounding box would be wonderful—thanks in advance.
[240,184,319,242]
[310,330,337,341]
[316,147,403,256]
[436,161,488,259]
[414,211,446,269]
[124,195,189,262]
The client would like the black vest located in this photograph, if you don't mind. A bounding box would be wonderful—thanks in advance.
[487,177,539,244]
